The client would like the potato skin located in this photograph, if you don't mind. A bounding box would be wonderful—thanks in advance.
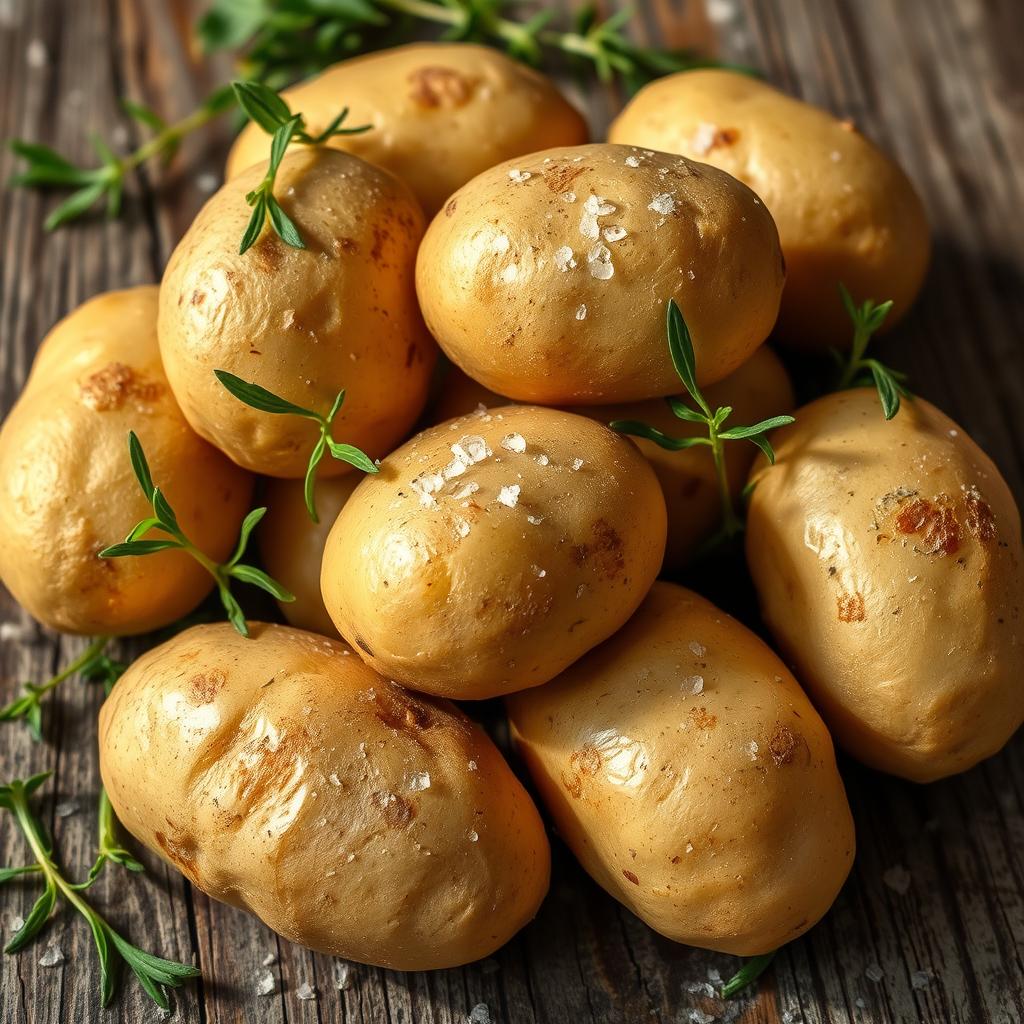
[0,287,253,635]
[507,581,854,955]
[746,389,1024,781]
[158,148,435,477]
[99,623,550,970]
[321,405,667,699]
[259,476,361,635]
[225,44,587,217]
[609,70,930,349]
[431,348,794,571]
[416,143,784,404]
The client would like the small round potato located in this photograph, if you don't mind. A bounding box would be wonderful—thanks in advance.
[159,148,436,477]
[430,346,794,571]
[259,476,361,636]
[416,143,784,404]
[321,405,667,699]
[746,389,1024,781]
[99,623,550,970]
[507,581,854,955]
[225,43,588,216]
[0,287,253,635]
[609,70,930,349]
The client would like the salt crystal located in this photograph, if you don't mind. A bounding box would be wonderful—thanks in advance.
[575,304,588,321]
[883,864,912,894]
[508,168,531,183]
[297,981,317,1000]
[686,980,716,998]
[257,971,276,996]
[501,433,527,453]
[648,193,676,215]
[408,771,431,792]
[587,243,614,280]
[453,481,480,501]
[468,760,478,771]
[911,969,932,990]
[11,916,24,932]
[452,435,492,465]
[685,675,704,695]
[579,212,600,240]
[686,842,694,853]
[707,967,721,984]
[561,191,577,203]
[584,195,616,216]
[687,269,696,280]
[625,155,640,167]
[855,998,866,1010]
[554,245,577,272]
[533,566,547,578]
[576,584,587,599]
[602,225,627,243]
[335,961,353,990]
[411,471,444,508]
[443,459,467,479]
[262,952,278,966]
[455,519,471,539]
[781,1013,797,1024]
[468,830,479,842]
[689,1011,715,1024]
[747,741,759,760]
[346,852,356,863]
[469,1004,491,1024]
[39,944,64,968]
[55,800,78,818]
[865,963,884,982]
[497,484,520,508]
[527,515,544,525]
[572,458,584,471]
[535,453,550,466]
[689,641,706,658]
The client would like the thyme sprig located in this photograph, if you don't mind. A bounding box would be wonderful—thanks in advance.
[0,772,199,1010]
[7,87,235,230]
[836,284,909,420]
[98,431,294,636]
[612,299,794,540]
[231,80,371,253]
[215,371,378,522]
[721,950,777,998]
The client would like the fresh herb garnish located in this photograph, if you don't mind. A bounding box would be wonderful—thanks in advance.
[231,80,371,254]
[720,950,777,998]
[7,86,235,230]
[98,431,294,637]
[215,371,379,522]
[0,638,124,741]
[0,772,199,1009]
[611,299,795,541]
[835,283,909,420]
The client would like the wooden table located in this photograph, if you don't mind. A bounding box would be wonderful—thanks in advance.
[2,1,1022,1021]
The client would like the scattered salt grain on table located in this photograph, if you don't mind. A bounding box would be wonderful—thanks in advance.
[262,951,278,967]
[469,1004,491,1024]
[334,961,353,990]
[55,800,78,818]
[865,963,884,982]
[911,969,933,990]
[296,980,317,1000]
[883,864,912,894]
[39,944,64,968]
[256,971,276,996]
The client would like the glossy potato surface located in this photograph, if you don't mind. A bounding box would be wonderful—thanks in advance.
[609,70,930,349]
[159,148,435,477]
[507,582,854,955]
[416,143,784,403]
[322,405,667,699]
[226,43,588,216]
[99,623,550,970]
[0,287,252,635]
[746,389,1024,781]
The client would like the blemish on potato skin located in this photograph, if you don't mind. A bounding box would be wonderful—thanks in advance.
[189,669,226,704]
[767,723,805,766]
[154,829,200,883]
[371,790,416,828]
[622,869,640,885]
[689,706,717,730]
[570,519,625,580]
[837,592,866,622]
[894,497,962,555]
[407,66,474,108]
[964,488,997,541]
[542,164,588,193]
[79,362,162,411]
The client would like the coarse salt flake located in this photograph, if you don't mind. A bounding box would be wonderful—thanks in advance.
[469,1004,491,1024]
[648,193,676,215]
[497,484,520,508]
[602,225,627,242]
[686,675,704,695]
[587,243,614,280]
[296,981,317,1000]
[335,962,353,990]
[508,168,531,182]
[527,514,544,525]
[329,773,341,786]
[883,864,912,894]
[257,971,276,996]
[39,944,64,968]
[747,740,759,760]
[865,963,884,982]
[455,518,471,538]
[467,829,479,843]
[452,481,480,501]
[554,245,577,271]
[625,155,640,167]
[535,453,549,466]
[561,191,577,203]
[584,194,616,216]
[575,304,588,320]
[501,432,527,453]
[468,759,478,771]
[572,458,584,471]
[408,771,431,792]
[451,435,492,465]
[689,641,706,658]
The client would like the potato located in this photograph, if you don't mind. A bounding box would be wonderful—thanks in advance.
[416,143,784,404]
[99,623,550,970]
[507,581,854,955]
[746,388,1024,781]
[609,70,930,349]
[430,347,794,570]
[158,148,436,478]
[0,287,253,635]
[225,43,588,216]
[321,405,667,699]
[259,476,360,635]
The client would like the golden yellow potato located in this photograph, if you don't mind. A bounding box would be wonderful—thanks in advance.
[416,143,784,404]
[0,287,253,636]
[609,70,930,349]
[99,622,550,970]
[225,44,588,217]
[507,581,854,955]
[430,347,794,570]
[259,476,361,635]
[158,148,436,478]
[322,405,667,699]
[746,389,1024,781]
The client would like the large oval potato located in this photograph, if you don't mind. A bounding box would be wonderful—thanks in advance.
[0,287,253,635]
[609,70,930,349]
[746,389,1024,781]
[431,347,794,571]
[159,148,436,477]
[507,581,854,955]
[99,623,550,970]
[225,43,588,216]
[416,143,784,404]
[322,405,667,699]
[259,475,361,636]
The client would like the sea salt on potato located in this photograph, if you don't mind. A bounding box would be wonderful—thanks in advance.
[416,143,784,404]
[746,389,1024,781]
[99,623,550,970]
[321,405,667,699]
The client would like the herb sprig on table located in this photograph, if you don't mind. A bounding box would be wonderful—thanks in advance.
[611,299,795,542]
[99,431,294,636]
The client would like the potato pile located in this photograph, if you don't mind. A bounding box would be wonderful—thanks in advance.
[3,43,1022,975]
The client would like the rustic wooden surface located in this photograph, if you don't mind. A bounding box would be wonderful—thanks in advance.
[2,0,1023,1021]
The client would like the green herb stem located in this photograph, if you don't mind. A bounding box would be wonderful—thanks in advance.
[721,951,777,998]
[708,423,743,540]
[31,637,109,704]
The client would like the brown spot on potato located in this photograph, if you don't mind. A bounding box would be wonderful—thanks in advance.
[622,869,640,885]
[964,488,997,541]
[189,669,226,704]
[371,225,392,263]
[571,519,625,580]
[191,289,206,306]
[689,706,717,730]
[561,771,583,799]
[368,686,436,735]
[543,164,588,193]
[444,198,458,217]
[355,636,374,657]
[154,829,200,884]
[837,592,866,622]
[371,790,415,828]
[407,66,474,108]
[252,234,285,272]
[894,497,962,555]
[570,745,601,777]
[767,723,804,766]
[698,126,740,154]
[79,362,163,411]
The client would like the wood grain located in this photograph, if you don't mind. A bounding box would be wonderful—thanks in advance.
[1,1,1022,1022]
